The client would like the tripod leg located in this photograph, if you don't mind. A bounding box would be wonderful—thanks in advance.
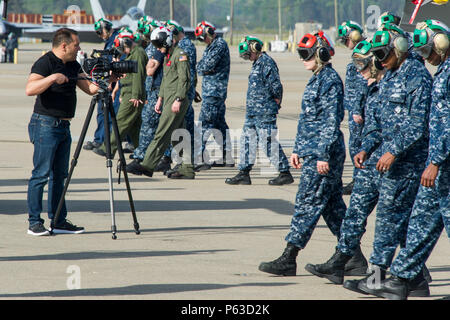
[51,96,98,232]
[107,95,140,235]
[102,97,118,240]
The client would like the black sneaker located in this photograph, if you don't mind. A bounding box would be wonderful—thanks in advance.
[83,141,101,151]
[28,223,50,236]
[51,220,85,234]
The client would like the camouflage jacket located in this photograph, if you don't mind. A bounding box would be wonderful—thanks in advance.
[246,52,283,116]
[344,62,367,115]
[197,36,230,99]
[429,57,450,167]
[293,64,345,162]
[377,57,433,175]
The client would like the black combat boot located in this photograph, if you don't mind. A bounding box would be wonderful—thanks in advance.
[154,155,172,173]
[342,179,355,195]
[363,271,430,300]
[343,265,386,295]
[194,163,212,172]
[268,171,294,186]
[126,159,153,177]
[304,248,352,284]
[423,264,432,283]
[258,243,299,276]
[344,246,369,276]
[225,171,251,185]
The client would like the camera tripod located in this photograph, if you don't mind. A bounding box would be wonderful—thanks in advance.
[51,83,140,239]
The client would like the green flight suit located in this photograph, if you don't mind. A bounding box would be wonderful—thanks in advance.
[100,45,148,156]
[141,44,194,177]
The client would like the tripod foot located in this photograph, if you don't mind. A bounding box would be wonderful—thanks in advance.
[112,234,117,240]
[134,223,140,235]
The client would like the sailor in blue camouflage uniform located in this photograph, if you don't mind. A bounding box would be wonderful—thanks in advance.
[362,20,450,300]
[225,36,293,186]
[305,40,386,284]
[131,20,166,164]
[194,21,233,170]
[346,24,433,296]
[337,21,368,195]
[259,31,347,276]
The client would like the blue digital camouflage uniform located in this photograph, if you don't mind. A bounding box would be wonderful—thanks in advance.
[389,57,450,280]
[239,52,290,173]
[344,62,368,160]
[196,36,231,164]
[285,64,347,248]
[337,82,383,256]
[368,56,433,270]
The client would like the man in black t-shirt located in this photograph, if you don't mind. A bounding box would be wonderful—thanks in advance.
[25,28,103,236]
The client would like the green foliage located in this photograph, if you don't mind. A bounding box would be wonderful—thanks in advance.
[7,0,405,30]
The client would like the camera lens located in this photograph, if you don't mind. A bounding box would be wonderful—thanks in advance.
[111,61,138,74]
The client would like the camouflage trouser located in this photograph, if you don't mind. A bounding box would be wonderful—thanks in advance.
[390,163,450,279]
[369,171,423,269]
[133,88,161,161]
[348,111,364,161]
[337,166,381,256]
[285,149,347,249]
[197,96,231,163]
[238,114,290,173]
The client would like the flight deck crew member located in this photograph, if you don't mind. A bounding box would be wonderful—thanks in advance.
[304,40,385,284]
[337,21,368,195]
[258,31,347,276]
[225,36,293,186]
[345,24,433,296]
[362,19,450,300]
[194,21,233,171]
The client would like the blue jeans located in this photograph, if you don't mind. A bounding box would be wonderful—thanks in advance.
[93,88,121,144]
[27,113,71,227]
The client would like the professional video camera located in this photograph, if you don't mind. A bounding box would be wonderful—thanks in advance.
[83,48,138,82]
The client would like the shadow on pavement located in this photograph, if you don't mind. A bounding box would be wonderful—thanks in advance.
[0,282,296,298]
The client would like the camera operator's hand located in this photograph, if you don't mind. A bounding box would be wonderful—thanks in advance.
[172,100,181,113]
[155,97,163,114]
[129,98,143,108]
[52,73,69,85]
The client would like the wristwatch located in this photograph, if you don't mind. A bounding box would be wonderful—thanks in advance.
[175,97,184,102]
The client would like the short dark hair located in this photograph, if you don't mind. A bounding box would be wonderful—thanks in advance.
[52,28,79,48]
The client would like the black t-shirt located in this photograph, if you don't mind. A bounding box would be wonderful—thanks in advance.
[30,51,81,118]
[152,50,165,88]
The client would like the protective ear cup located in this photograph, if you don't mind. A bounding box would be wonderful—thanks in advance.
[433,32,450,54]
[393,35,408,53]
[250,40,262,53]
[206,26,215,35]
[349,29,363,43]
[317,46,331,63]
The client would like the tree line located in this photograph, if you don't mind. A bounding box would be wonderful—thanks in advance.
[8,0,405,31]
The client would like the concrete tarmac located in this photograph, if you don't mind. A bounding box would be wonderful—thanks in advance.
[0,43,448,300]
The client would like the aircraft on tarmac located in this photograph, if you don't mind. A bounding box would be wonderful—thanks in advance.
[0,0,148,42]
[0,0,45,40]
[23,0,148,42]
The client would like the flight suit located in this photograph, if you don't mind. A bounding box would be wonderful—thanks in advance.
[140,44,193,176]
